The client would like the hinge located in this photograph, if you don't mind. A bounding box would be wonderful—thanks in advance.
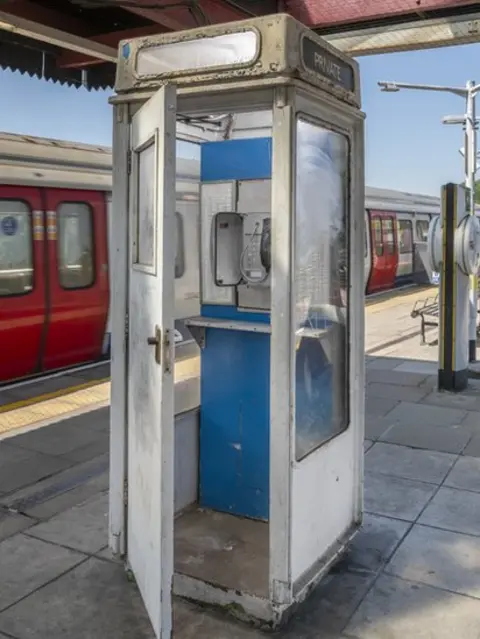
[127,149,132,175]
[125,312,129,347]
[123,478,128,506]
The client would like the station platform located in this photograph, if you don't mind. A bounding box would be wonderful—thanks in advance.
[1,284,479,639]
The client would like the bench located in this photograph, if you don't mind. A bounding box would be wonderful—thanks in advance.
[411,295,439,345]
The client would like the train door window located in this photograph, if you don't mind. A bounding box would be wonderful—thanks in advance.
[383,217,395,255]
[416,220,429,242]
[0,201,33,296]
[175,212,185,278]
[372,218,383,256]
[398,220,413,253]
[57,202,95,289]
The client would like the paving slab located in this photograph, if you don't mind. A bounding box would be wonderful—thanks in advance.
[363,440,374,454]
[0,557,154,639]
[345,574,480,639]
[394,360,438,376]
[0,509,35,541]
[12,419,101,457]
[419,486,480,537]
[380,421,472,455]
[27,492,108,554]
[421,389,480,412]
[444,456,480,493]
[364,417,394,441]
[0,442,73,495]
[366,369,429,387]
[463,433,480,457]
[63,405,110,432]
[364,472,437,522]
[174,598,267,639]
[461,411,480,431]
[365,396,398,420]
[386,524,480,599]
[365,357,404,371]
[383,401,467,429]
[285,568,374,636]
[0,533,85,611]
[365,442,456,485]
[63,432,109,464]
[0,453,109,514]
[366,382,428,403]
[344,513,410,573]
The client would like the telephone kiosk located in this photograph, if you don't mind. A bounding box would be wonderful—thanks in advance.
[109,14,365,638]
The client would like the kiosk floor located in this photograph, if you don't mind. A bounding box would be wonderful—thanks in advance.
[175,506,269,598]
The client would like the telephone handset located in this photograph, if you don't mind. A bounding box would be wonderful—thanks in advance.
[239,214,271,285]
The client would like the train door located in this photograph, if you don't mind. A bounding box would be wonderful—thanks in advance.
[396,215,414,285]
[0,187,46,382]
[367,211,398,293]
[42,189,109,371]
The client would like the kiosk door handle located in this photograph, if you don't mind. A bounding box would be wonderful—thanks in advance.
[147,326,162,365]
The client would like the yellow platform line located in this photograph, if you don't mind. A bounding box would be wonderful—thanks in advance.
[0,382,111,434]
[0,355,201,437]
[0,377,109,415]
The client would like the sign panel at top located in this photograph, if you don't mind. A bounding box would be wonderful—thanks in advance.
[301,36,355,92]
[136,31,259,77]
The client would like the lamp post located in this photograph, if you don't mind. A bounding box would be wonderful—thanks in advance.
[378,79,480,362]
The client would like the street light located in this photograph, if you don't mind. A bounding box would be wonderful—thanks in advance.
[378,78,480,362]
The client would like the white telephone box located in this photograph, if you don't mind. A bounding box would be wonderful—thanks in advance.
[109,14,365,638]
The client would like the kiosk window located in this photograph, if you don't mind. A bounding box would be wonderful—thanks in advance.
[294,118,349,461]
[175,212,185,278]
[57,202,95,289]
[0,201,33,297]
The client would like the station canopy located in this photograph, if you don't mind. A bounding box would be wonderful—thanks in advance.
[0,0,479,90]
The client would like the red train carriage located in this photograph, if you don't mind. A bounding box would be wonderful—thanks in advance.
[0,132,440,384]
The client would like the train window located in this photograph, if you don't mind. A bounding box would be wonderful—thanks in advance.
[398,220,413,253]
[383,218,395,255]
[372,218,383,256]
[175,212,185,279]
[416,220,429,242]
[57,202,95,289]
[0,201,33,297]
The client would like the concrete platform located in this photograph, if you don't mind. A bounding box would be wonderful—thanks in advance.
[1,287,480,638]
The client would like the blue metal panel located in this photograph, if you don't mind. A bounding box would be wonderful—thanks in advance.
[201,304,270,324]
[199,327,270,520]
[200,138,272,182]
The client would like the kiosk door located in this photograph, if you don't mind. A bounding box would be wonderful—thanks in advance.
[127,85,177,638]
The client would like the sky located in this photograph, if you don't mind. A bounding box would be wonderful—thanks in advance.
[1,41,480,196]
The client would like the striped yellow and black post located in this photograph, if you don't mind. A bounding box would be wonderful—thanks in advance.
[438,183,469,392]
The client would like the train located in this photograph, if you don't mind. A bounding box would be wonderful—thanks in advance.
[0,131,440,384]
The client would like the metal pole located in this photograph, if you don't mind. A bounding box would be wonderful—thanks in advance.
[465,80,478,362]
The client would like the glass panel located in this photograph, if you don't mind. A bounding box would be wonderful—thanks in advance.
[137,31,258,76]
[175,212,185,278]
[372,218,383,257]
[398,220,413,254]
[57,202,95,289]
[383,218,395,255]
[416,220,429,242]
[294,118,349,461]
[136,140,156,268]
[0,201,33,296]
